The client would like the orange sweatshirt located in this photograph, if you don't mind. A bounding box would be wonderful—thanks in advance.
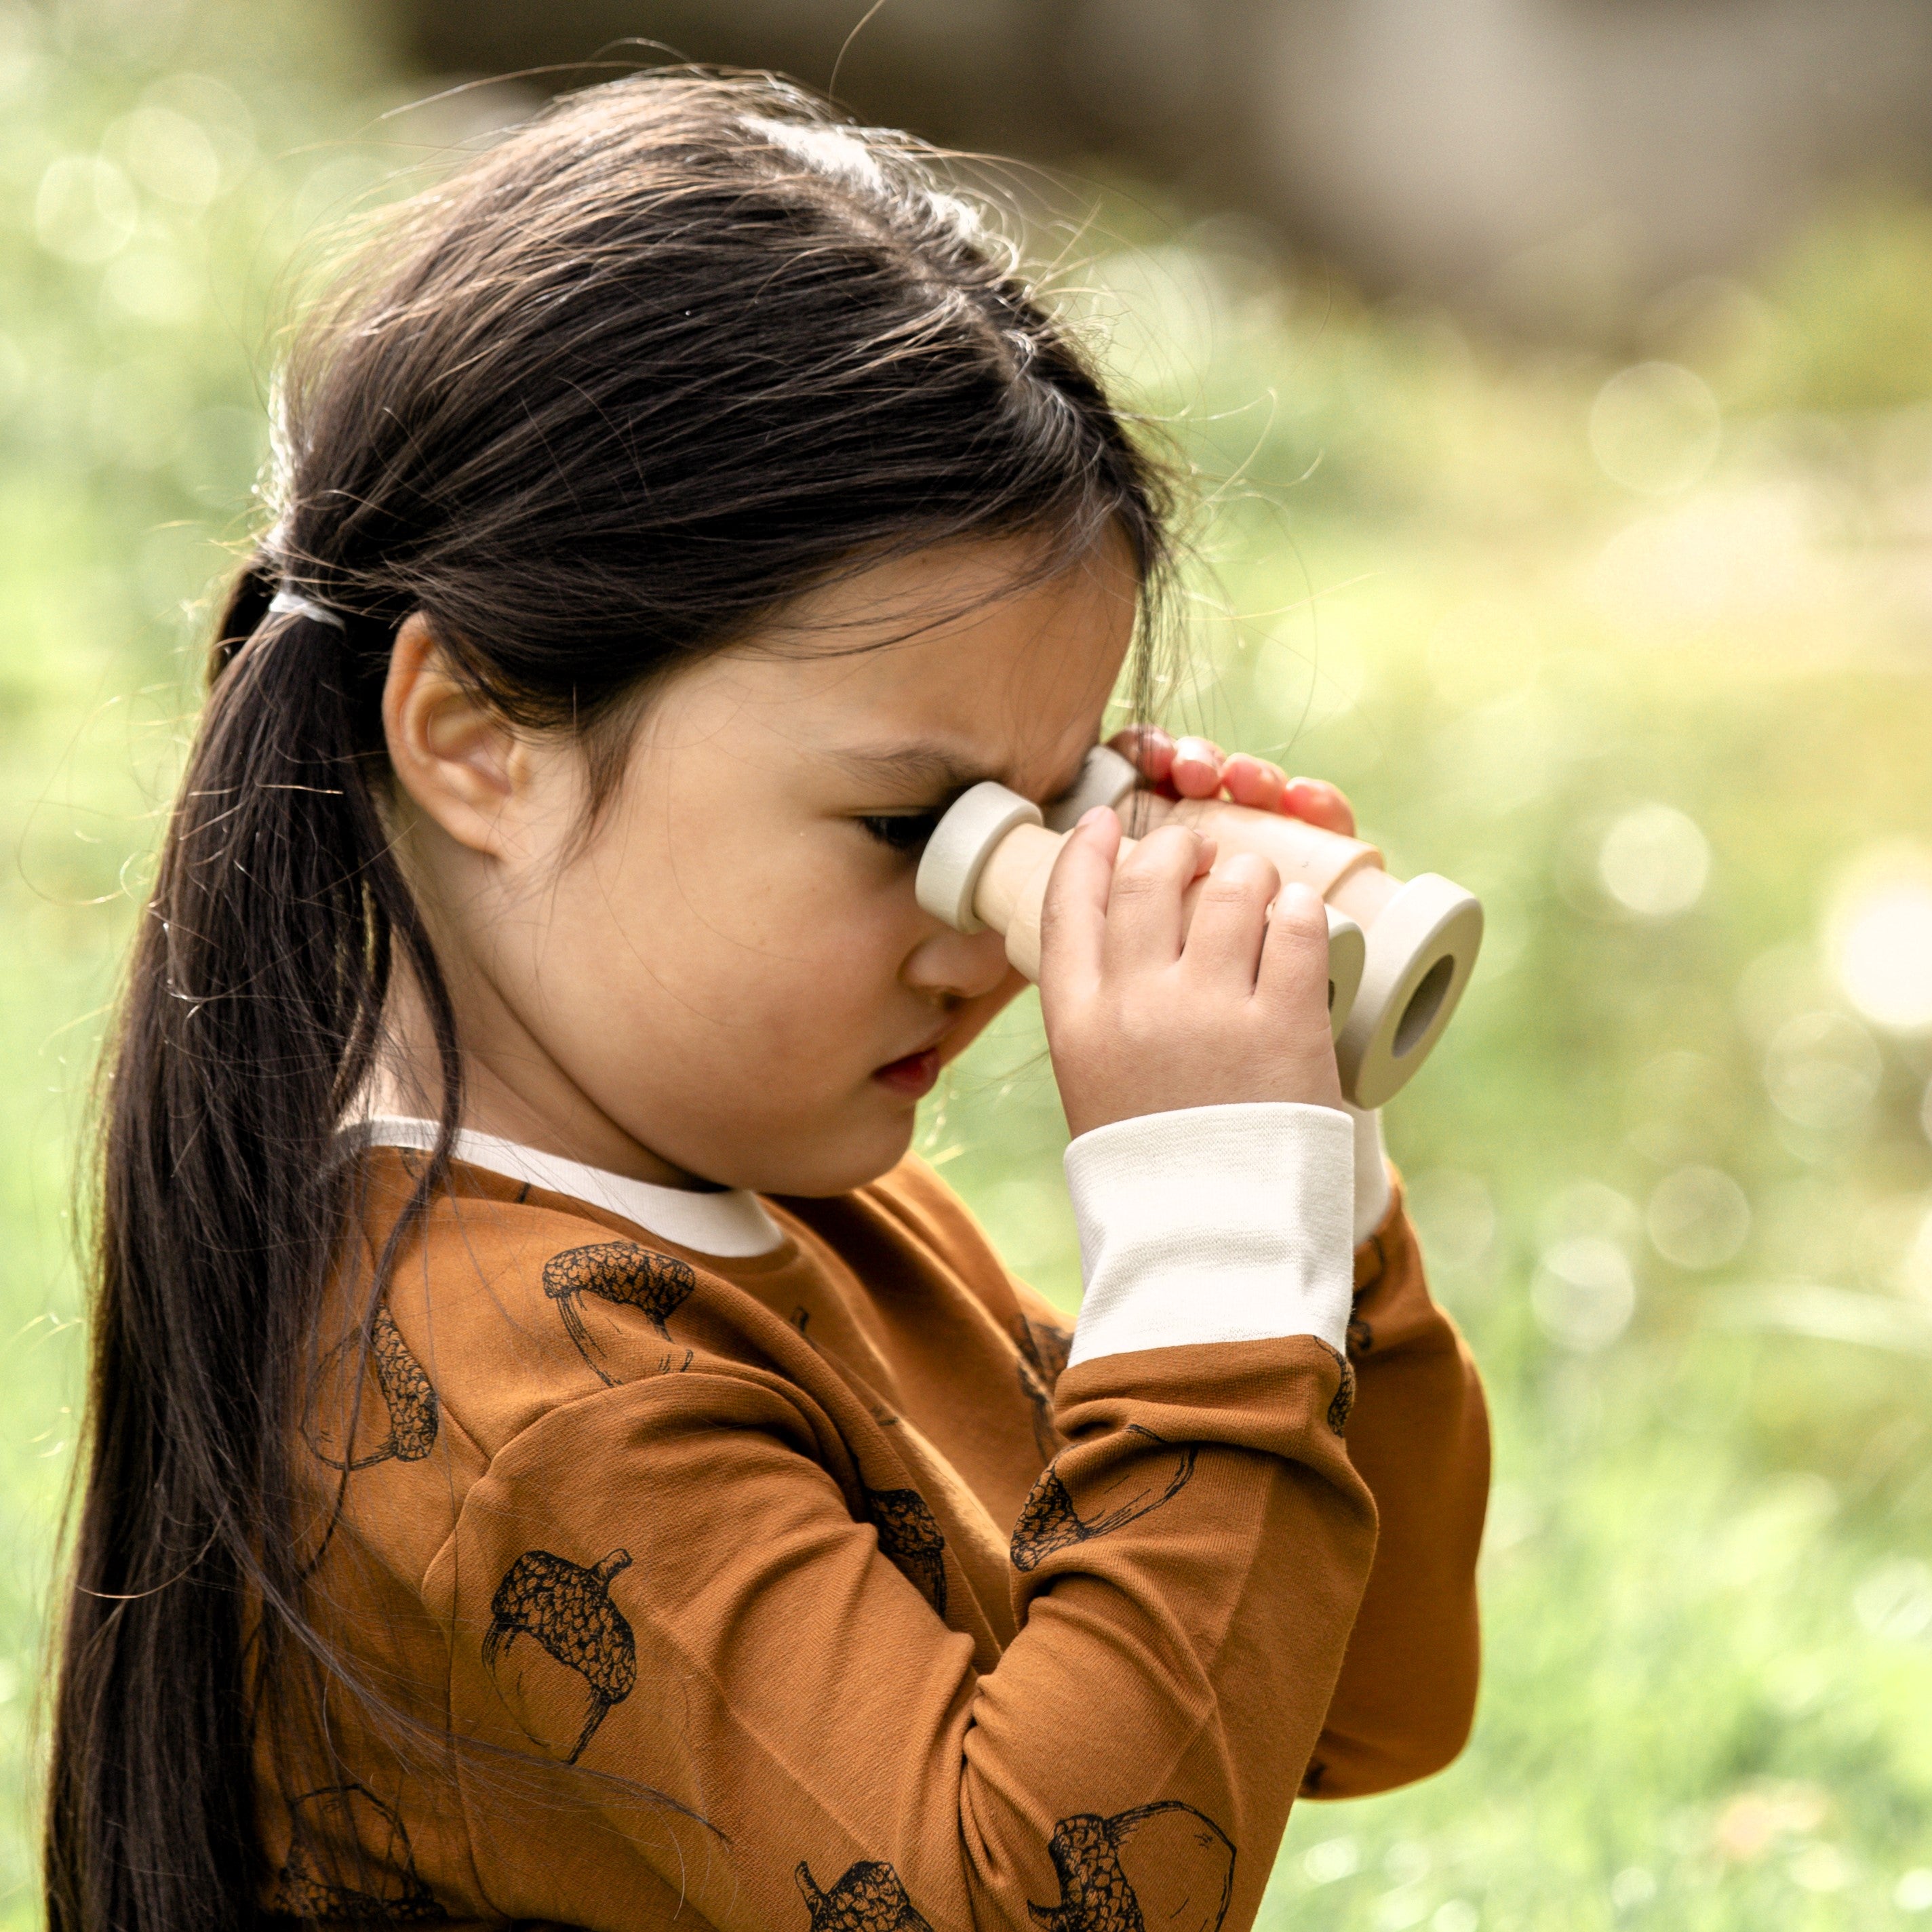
[263,1122,1487,1931]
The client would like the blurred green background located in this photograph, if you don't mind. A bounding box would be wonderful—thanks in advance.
[3,0,1932,1926]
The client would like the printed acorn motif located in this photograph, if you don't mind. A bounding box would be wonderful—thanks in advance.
[269,1783,446,1923]
[1020,1314,1073,1387]
[1015,1314,1074,1461]
[307,1305,439,1472]
[1010,1426,1197,1573]
[483,1547,636,1765]
[794,1858,935,1932]
[1028,1802,1235,1932]
[1317,1339,1357,1434]
[1016,1356,1059,1461]
[864,1488,947,1619]
[543,1242,696,1385]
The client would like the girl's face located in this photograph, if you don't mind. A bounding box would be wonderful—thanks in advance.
[385,539,1137,1196]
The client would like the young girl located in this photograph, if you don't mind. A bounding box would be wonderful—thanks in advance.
[48,73,1489,1932]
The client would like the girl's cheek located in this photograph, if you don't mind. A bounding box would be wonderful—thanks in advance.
[526,830,914,1057]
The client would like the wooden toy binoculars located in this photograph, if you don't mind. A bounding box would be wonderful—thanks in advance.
[915,746,1482,1107]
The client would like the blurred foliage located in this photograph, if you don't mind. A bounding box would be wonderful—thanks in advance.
[3,0,1932,1926]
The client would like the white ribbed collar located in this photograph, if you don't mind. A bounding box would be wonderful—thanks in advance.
[353,1116,785,1259]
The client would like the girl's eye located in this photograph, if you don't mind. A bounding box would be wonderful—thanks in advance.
[857,811,942,856]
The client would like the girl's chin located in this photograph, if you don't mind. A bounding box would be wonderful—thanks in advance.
[755,1106,920,1199]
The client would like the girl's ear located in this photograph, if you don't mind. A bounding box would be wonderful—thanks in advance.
[382,613,528,857]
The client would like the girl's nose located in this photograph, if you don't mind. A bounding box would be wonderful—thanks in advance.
[904,924,1012,1002]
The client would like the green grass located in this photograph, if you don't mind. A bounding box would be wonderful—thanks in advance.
[6,1,1932,1925]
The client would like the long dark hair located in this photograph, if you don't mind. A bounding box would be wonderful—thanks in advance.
[45,69,1168,1932]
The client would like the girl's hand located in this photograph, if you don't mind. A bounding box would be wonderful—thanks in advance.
[1107,726,1357,837]
[1037,808,1344,1139]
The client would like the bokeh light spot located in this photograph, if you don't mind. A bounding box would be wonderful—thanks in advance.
[35,155,138,264]
[1830,873,1932,1033]
[1539,1181,1641,1248]
[1762,1010,1881,1128]
[1609,1868,1656,1910]
[1853,1557,1932,1640]
[1531,1236,1636,1352]
[106,104,220,207]
[1302,1837,1359,1885]
[1590,361,1721,495]
[1788,1845,1855,1893]
[1406,1168,1496,1271]
[1647,1166,1751,1270]
[1598,804,1710,917]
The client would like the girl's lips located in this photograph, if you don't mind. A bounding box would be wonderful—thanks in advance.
[872,1046,941,1098]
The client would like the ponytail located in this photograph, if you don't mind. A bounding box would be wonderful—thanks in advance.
[46,561,462,1931]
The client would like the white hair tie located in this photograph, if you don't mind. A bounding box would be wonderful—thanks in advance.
[267,587,347,632]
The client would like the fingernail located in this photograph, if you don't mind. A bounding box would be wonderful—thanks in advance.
[1077,805,1111,828]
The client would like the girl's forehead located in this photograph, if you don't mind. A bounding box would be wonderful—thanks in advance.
[656,538,1137,776]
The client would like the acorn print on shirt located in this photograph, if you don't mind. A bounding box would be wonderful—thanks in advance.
[482,1548,636,1764]
[864,1487,947,1618]
[1020,1313,1073,1386]
[1014,1312,1074,1461]
[1316,1338,1356,1434]
[1029,1802,1235,1932]
[269,1784,446,1923]
[307,1305,439,1472]
[1010,1425,1196,1572]
[795,1858,935,1932]
[543,1242,695,1385]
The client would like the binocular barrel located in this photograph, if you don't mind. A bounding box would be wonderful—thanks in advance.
[916,747,1483,1109]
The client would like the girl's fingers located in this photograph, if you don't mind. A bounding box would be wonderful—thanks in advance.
[1170,735,1225,798]
[1110,724,1358,836]
[1221,753,1288,814]
[1280,777,1356,837]
[1107,724,1175,789]
[1178,850,1280,988]
[1037,807,1120,997]
[1256,882,1335,1013]
[1102,824,1208,974]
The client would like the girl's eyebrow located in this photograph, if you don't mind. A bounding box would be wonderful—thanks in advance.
[829,741,1090,802]
[829,742,985,791]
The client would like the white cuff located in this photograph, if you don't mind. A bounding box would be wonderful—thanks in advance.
[1063,1103,1354,1366]
[1347,1104,1392,1247]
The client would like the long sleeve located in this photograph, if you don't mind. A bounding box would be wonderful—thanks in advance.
[436,1330,1377,1931]
[276,1140,1477,1931]
[1298,1179,1491,1798]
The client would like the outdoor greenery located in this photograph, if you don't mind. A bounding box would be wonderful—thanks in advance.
[3,0,1931,1925]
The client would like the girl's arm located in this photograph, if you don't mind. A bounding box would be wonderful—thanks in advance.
[437,1315,1375,1932]
[1022,1103,1489,1803]
[1299,1156,1491,1798]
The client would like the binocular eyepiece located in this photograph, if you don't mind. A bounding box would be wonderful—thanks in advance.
[915,746,1483,1109]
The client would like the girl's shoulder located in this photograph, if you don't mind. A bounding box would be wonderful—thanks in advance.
[328,1144,802,1470]
[315,1143,1082,1491]
[332,1144,1070,1469]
